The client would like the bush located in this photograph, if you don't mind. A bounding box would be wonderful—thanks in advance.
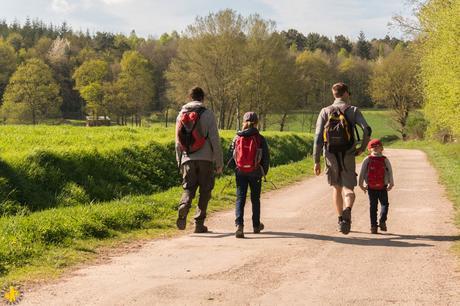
[406,113,428,140]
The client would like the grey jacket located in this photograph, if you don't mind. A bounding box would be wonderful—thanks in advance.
[313,98,371,163]
[175,101,223,169]
[359,154,394,187]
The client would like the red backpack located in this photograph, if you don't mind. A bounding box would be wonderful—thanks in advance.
[367,156,386,190]
[234,134,262,173]
[177,108,206,154]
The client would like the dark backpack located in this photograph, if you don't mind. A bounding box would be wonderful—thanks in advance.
[367,156,387,190]
[177,107,207,154]
[323,105,355,153]
[234,133,262,173]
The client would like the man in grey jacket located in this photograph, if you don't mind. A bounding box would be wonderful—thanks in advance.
[175,86,223,233]
[313,82,372,234]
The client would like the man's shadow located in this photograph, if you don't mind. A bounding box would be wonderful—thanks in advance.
[192,230,460,248]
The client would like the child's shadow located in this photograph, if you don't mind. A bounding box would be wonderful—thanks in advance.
[244,231,459,248]
[192,231,460,248]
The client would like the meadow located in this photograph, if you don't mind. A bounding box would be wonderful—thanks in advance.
[2,108,459,285]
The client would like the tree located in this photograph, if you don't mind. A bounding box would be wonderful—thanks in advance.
[1,58,62,124]
[241,16,300,130]
[6,32,23,52]
[114,50,155,125]
[280,29,307,51]
[334,35,352,53]
[296,50,335,110]
[354,31,371,59]
[369,47,421,140]
[73,59,110,118]
[0,39,17,99]
[167,9,246,129]
[418,0,460,139]
[338,56,372,107]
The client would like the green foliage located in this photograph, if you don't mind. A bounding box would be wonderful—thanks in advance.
[73,59,110,116]
[370,47,421,139]
[419,0,460,138]
[1,58,62,124]
[0,39,17,95]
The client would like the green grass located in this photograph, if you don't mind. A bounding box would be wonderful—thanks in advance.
[0,157,313,286]
[0,125,311,213]
[266,109,399,141]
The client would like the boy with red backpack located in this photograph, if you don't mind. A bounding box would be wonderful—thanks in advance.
[228,112,270,238]
[359,139,394,234]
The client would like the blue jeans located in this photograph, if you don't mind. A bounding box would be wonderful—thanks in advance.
[368,188,389,226]
[235,174,262,227]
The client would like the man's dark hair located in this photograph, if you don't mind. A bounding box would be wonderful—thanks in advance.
[189,86,205,102]
[332,82,350,98]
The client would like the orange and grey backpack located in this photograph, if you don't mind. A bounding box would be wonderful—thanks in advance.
[177,107,207,154]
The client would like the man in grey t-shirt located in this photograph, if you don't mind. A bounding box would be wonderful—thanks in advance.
[313,82,371,234]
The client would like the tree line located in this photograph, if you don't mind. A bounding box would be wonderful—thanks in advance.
[0,12,417,134]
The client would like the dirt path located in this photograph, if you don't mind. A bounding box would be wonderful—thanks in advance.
[21,149,460,305]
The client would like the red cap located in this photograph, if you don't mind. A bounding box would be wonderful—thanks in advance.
[367,139,383,150]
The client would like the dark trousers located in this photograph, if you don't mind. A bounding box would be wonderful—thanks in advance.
[368,188,389,226]
[178,160,215,224]
[235,173,262,227]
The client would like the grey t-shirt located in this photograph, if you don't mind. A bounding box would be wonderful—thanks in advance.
[313,98,371,163]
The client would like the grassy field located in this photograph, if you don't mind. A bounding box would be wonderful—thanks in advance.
[266,109,399,141]
[0,126,311,213]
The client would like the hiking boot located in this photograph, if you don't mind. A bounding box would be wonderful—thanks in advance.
[235,225,244,238]
[371,226,378,234]
[194,223,208,233]
[253,223,264,234]
[176,205,188,230]
[379,221,387,232]
[341,208,352,235]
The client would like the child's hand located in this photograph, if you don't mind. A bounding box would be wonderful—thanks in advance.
[387,183,394,191]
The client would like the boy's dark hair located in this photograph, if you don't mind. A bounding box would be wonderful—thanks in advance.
[189,86,205,102]
[332,82,350,98]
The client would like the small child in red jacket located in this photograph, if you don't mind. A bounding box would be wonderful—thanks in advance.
[359,139,394,234]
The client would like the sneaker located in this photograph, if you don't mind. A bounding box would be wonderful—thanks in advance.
[176,205,188,230]
[341,208,352,235]
[194,224,208,233]
[379,221,387,232]
[371,226,378,234]
[235,225,244,238]
[253,223,264,234]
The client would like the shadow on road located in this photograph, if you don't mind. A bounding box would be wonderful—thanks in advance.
[191,231,460,248]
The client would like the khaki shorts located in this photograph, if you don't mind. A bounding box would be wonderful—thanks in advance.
[324,148,357,189]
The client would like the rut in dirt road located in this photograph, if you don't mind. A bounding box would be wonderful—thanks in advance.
[22,149,460,305]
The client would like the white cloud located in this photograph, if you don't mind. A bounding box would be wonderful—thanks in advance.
[51,0,75,13]
[100,0,133,5]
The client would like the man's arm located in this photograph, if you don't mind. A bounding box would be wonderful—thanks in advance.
[175,115,182,167]
[313,108,326,164]
[355,108,372,154]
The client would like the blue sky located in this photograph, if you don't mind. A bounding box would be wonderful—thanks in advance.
[0,0,413,39]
